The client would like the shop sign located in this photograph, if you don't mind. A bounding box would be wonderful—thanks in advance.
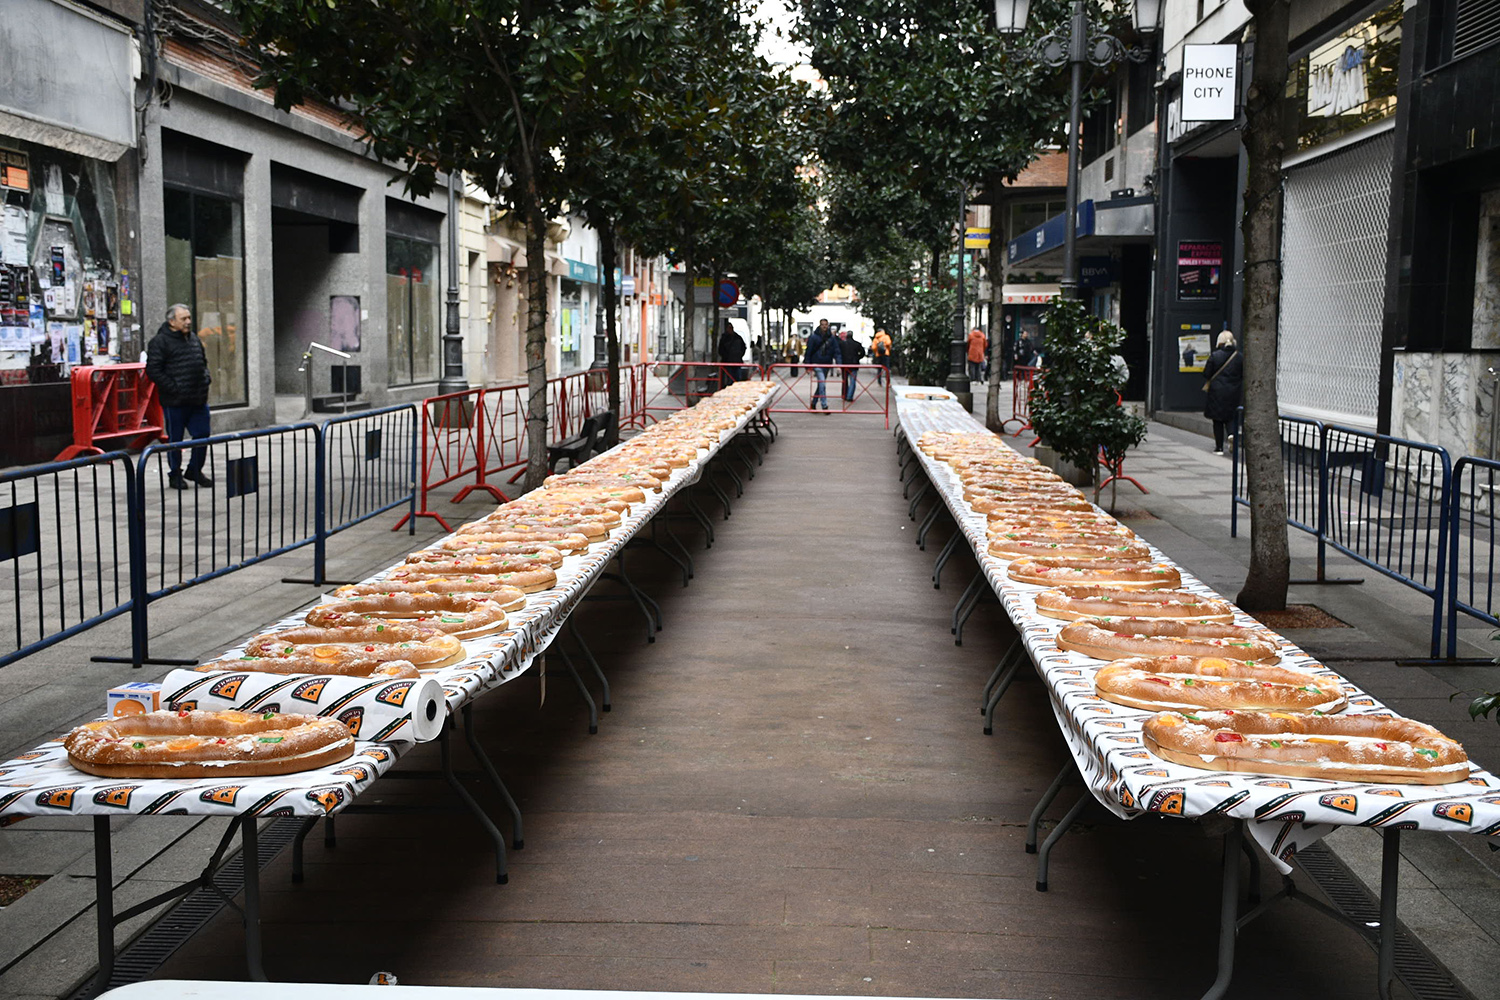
[1176,241,1223,301]
[1181,45,1237,121]
[963,227,991,249]
[620,275,636,296]
[566,259,598,283]
[1080,257,1118,289]
[0,148,29,193]
[1002,283,1061,305]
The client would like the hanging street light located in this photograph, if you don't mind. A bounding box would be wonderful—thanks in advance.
[995,1,1161,298]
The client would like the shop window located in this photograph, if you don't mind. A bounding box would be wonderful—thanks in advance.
[163,187,247,407]
[1081,84,1120,165]
[1126,55,1156,135]
[386,235,439,385]
[1009,200,1066,238]
[559,279,583,370]
[1287,2,1401,153]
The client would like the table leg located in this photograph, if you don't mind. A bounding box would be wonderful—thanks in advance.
[1026,762,1073,854]
[240,818,267,982]
[684,491,715,545]
[951,571,984,635]
[907,480,931,519]
[441,723,509,884]
[980,636,1021,712]
[1200,821,1244,1000]
[290,817,318,884]
[932,533,961,589]
[568,620,610,712]
[1378,829,1401,1000]
[89,816,114,999]
[1035,791,1089,892]
[462,703,525,849]
[916,503,943,549]
[558,644,600,734]
[984,656,1024,736]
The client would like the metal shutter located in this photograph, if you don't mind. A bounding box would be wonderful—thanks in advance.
[1276,129,1395,428]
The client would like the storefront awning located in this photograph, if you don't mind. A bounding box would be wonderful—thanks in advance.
[1002,284,1061,304]
[1007,196,1154,267]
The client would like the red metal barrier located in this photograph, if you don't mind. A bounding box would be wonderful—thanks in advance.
[640,362,751,419]
[55,364,165,461]
[1003,365,1040,438]
[401,363,651,527]
[393,387,504,531]
[762,363,889,427]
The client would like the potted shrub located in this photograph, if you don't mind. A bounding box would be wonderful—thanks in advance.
[1027,298,1147,505]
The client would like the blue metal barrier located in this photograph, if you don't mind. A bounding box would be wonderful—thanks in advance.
[0,452,135,669]
[1231,410,1322,540]
[94,422,322,668]
[1322,425,1450,656]
[1446,457,1500,658]
[298,405,419,586]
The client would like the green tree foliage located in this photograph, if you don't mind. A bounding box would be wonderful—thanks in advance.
[1027,299,1146,475]
[902,284,956,387]
[847,230,923,338]
[229,0,789,481]
[799,0,1073,295]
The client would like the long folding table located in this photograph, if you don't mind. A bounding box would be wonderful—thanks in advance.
[892,388,1500,1000]
[0,390,777,996]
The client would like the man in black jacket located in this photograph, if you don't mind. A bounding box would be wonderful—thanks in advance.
[146,303,213,489]
[838,329,865,402]
[803,319,839,411]
[717,319,746,384]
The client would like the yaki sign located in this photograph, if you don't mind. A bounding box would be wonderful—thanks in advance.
[1182,44,1237,121]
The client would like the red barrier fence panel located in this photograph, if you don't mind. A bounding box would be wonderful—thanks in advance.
[406,363,653,527]
[393,387,501,531]
[55,364,165,461]
[762,363,889,427]
[641,362,752,419]
[1004,365,1041,437]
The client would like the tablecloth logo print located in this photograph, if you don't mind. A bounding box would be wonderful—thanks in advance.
[210,675,246,699]
[292,678,329,702]
[92,785,139,809]
[201,785,243,806]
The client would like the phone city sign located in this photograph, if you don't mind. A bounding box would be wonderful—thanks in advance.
[1181,44,1237,121]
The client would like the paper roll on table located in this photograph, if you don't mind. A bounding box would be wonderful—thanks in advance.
[160,669,447,743]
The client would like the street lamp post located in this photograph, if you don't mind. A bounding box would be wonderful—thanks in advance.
[438,170,469,394]
[995,0,1162,298]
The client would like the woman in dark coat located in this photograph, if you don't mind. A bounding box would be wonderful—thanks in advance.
[1202,330,1243,454]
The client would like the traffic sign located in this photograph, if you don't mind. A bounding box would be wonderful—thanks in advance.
[716,279,740,307]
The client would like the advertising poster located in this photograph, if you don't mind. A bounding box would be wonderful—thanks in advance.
[1179,332,1211,373]
[1177,241,1223,300]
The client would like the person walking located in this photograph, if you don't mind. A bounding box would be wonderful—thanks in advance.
[803,318,838,411]
[1014,332,1036,370]
[1202,329,1243,455]
[717,319,746,383]
[966,326,988,385]
[146,303,213,489]
[839,329,866,402]
[870,327,892,385]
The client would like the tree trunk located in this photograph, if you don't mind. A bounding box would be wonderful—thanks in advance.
[683,246,697,363]
[1236,1,1292,611]
[985,246,1005,431]
[599,217,621,445]
[523,200,550,492]
[711,266,722,372]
